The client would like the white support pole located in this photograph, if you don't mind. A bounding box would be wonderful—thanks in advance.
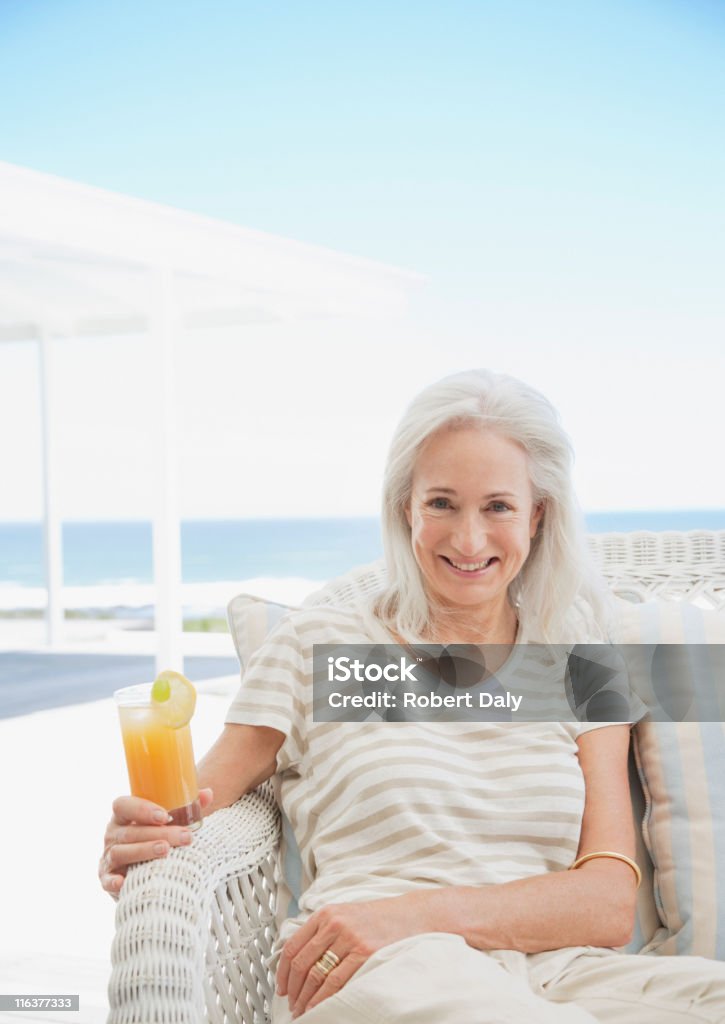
[151,268,184,674]
[38,327,64,647]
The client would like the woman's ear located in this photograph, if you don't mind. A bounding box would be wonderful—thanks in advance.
[404,503,412,528]
[530,501,545,538]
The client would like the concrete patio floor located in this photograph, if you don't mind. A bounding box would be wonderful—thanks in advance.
[0,669,238,1024]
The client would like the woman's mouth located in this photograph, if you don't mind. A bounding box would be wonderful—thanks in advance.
[441,556,498,577]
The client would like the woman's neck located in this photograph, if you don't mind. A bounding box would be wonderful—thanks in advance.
[425,600,519,645]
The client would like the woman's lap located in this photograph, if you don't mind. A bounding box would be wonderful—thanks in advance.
[272,933,594,1023]
[271,934,725,1024]
[545,948,725,1024]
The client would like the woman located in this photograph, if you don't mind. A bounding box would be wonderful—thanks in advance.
[101,370,725,1023]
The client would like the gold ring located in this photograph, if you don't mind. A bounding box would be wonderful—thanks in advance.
[314,949,341,977]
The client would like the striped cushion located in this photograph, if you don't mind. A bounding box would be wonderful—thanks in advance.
[624,745,661,954]
[227,593,297,671]
[614,598,725,958]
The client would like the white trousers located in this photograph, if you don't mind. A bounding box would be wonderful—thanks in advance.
[271,933,725,1024]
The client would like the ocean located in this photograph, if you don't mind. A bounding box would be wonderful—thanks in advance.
[0,511,722,612]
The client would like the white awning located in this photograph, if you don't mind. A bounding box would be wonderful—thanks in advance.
[0,160,421,671]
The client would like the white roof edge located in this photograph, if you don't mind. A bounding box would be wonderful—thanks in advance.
[0,160,425,284]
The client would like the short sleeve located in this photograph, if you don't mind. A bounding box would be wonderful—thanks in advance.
[225,615,308,772]
[575,720,634,739]
[568,642,649,734]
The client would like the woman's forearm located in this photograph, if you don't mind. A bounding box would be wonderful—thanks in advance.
[407,860,636,953]
[196,723,284,813]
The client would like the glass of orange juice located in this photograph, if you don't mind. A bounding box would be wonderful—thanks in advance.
[114,673,202,830]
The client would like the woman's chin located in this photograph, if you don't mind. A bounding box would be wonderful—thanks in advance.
[429,579,507,612]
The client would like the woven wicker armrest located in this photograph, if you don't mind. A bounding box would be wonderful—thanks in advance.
[108,781,281,1024]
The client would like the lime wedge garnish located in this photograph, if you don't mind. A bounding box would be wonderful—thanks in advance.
[151,670,197,728]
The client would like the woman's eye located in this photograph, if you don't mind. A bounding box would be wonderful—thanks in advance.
[489,502,510,512]
[429,497,451,510]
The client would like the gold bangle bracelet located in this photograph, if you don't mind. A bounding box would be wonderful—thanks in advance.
[569,851,642,889]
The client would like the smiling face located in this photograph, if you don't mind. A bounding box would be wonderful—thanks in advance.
[405,425,544,628]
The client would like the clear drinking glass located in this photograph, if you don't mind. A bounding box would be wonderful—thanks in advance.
[114,683,202,829]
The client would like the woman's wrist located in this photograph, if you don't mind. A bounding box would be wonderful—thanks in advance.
[395,886,480,938]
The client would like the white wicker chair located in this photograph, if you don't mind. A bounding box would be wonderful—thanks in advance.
[108,530,725,1024]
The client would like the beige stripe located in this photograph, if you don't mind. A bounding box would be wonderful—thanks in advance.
[309,726,553,758]
[305,720,573,761]
[230,682,306,718]
[315,839,575,881]
[316,799,581,848]
[637,721,682,936]
[311,724,570,763]
[320,820,576,862]
[310,720,571,743]
[224,710,306,761]
[312,846,574,889]
[319,778,581,827]
[226,692,305,733]
[246,646,306,673]
[230,682,306,713]
[296,776,582,852]
[317,807,579,854]
[311,763,582,813]
[292,606,362,630]
[680,722,717,957]
[311,764,582,818]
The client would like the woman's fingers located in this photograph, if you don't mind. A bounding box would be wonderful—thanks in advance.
[99,831,192,897]
[101,841,156,890]
[111,794,174,827]
[276,918,320,997]
[111,821,194,846]
[285,933,339,1007]
[110,827,193,864]
[301,950,364,1015]
[110,789,212,832]
[290,953,335,1018]
[99,829,194,892]
[99,866,126,895]
[100,792,205,897]
[279,901,393,1015]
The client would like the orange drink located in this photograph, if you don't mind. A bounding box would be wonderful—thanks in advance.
[115,680,202,830]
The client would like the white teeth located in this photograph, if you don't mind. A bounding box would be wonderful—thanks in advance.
[449,558,493,571]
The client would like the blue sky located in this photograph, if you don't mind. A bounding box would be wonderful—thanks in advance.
[0,1,723,518]
[2,0,724,281]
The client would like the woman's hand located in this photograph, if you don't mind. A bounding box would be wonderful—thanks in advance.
[98,788,214,897]
[100,725,283,897]
[276,893,431,1018]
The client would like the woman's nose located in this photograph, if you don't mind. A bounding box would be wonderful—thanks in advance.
[451,515,487,556]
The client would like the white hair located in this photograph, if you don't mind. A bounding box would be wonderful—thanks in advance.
[374,369,611,643]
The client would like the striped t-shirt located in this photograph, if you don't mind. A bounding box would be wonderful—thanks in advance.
[225,605,617,952]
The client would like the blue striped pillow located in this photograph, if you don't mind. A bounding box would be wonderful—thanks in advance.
[615,598,725,958]
[226,593,296,671]
[623,743,660,954]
